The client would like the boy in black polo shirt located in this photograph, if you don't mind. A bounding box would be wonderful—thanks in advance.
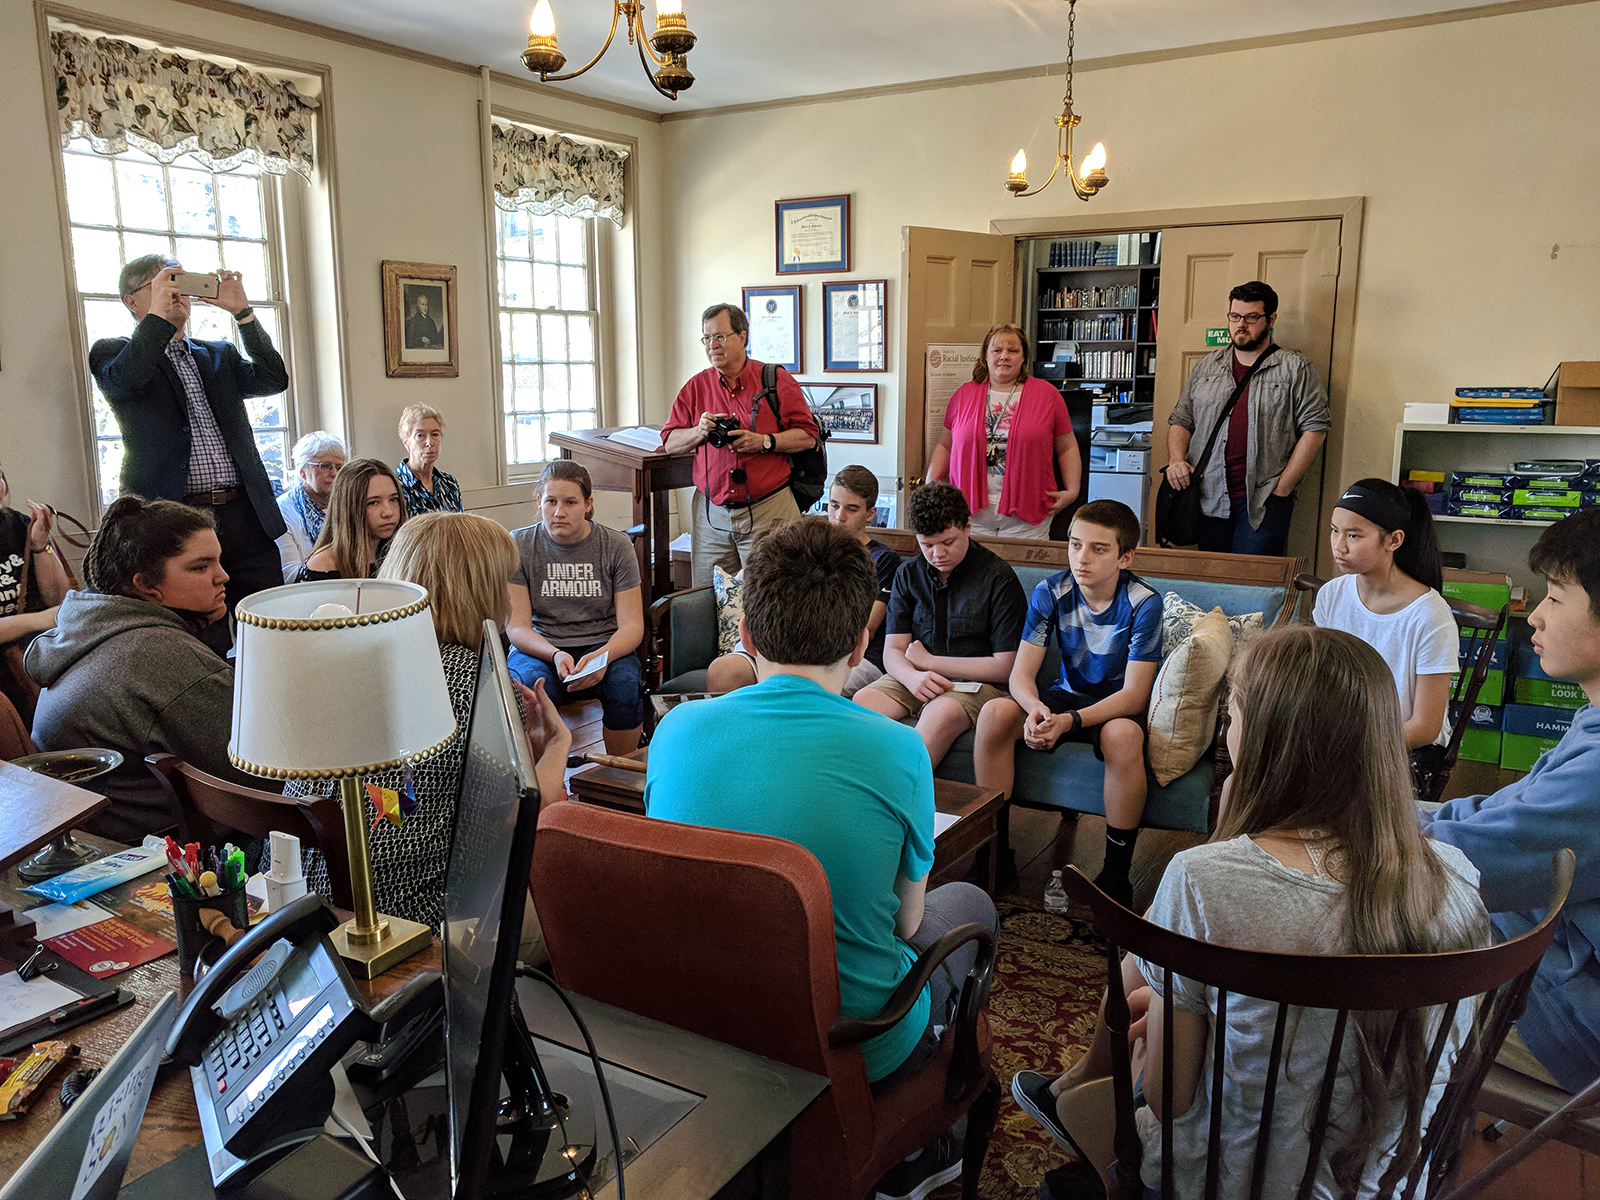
[856,482,1027,768]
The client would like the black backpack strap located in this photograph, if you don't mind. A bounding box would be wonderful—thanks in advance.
[749,361,781,426]
[1191,343,1280,473]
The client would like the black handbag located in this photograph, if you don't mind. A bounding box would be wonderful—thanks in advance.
[1155,345,1280,547]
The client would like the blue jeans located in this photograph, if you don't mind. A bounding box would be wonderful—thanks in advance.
[507,642,643,730]
[1197,492,1294,557]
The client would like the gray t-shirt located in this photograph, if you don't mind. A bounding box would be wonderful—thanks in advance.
[1131,835,1487,1200]
[510,521,641,648]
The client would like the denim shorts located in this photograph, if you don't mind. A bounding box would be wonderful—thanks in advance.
[506,642,643,729]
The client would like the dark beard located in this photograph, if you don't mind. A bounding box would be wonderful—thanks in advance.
[1233,327,1272,353]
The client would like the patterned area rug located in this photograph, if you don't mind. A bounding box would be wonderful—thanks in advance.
[930,898,1110,1200]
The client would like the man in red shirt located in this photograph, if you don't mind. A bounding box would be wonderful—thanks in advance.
[663,303,821,585]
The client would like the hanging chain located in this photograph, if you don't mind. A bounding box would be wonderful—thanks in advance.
[1064,0,1076,108]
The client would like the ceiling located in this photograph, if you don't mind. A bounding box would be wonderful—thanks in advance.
[229,0,1522,114]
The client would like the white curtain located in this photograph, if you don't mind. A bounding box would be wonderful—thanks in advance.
[492,121,626,227]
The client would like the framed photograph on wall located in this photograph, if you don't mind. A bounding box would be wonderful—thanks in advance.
[383,260,458,378]
[799,381,878,445]
[822,279,887,372]
[741,285,802,373]
[775,194,851,275]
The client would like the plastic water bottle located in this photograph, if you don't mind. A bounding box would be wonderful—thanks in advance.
[1044,870,1068,913]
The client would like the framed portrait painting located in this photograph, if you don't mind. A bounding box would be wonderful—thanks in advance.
[383,260,458,378]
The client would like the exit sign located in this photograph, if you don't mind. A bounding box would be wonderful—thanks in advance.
[1205,328,1230,346]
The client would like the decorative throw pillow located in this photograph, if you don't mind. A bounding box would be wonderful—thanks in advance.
[713,565,746,655]
[1146,607,1233,786]
[1161,592,1264,661]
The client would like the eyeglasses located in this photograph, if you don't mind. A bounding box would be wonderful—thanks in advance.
[305,461,342,472]
[700,333,738,346]
[1226,312,1270,325]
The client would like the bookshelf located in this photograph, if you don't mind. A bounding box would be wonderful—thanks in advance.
[1391,422,1600,589]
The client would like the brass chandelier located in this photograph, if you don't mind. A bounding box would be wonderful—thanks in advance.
[1005,0,1109,201]
[522,0,697,101]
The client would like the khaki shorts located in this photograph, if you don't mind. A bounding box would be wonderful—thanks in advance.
[864,675,1007,726]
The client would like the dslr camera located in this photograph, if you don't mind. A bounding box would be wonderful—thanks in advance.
[705,415,742,449]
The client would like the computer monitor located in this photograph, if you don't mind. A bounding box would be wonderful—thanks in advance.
[443,623,590,1198]
[0,989,178,1200]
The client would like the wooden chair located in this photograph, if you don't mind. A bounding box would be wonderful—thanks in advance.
[529,800,1001,1200]
[0,691,35,762]
[1440,1067,1600,1198]
[1293,574,1510,804]
[144,753,355,910]
[1061,852,1575,1200]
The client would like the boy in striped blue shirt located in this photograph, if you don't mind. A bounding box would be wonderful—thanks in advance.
[974,500,1163,906]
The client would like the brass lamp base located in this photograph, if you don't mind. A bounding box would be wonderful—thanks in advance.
[331,913,432,979]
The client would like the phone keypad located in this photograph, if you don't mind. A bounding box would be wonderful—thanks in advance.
[205,988,288,1095]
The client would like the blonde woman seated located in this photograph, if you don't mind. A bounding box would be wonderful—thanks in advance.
[298,458,405,581]
[1012,627,1488,1200]
[290,512,570,937]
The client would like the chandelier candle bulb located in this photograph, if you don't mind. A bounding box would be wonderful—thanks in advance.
[523,0,566,75]
[530,0,555,36]
[1007,149,1029,193]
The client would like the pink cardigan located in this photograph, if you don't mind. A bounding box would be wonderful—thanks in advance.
[943,377,1072,525]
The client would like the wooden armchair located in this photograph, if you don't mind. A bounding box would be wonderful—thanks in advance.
[1294,574,1510,804]
[145,753,355,910]
[1062,852,1575,1199]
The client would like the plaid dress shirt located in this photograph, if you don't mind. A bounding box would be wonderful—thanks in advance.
[165,338,238,491]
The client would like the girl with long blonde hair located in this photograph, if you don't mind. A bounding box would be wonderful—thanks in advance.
[300,457,405,580]
[1014,626,1489,1200]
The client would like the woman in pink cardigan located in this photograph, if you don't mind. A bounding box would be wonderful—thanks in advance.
[927,323,1081,539]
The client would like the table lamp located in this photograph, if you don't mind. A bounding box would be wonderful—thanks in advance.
[229,580,457,977]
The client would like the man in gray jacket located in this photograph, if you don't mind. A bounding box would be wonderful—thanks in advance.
[1164,281,1330,556]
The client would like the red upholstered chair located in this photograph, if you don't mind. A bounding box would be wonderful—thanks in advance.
[529,799,1001,1200]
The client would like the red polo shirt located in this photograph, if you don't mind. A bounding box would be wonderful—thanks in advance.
[663,359,818,506]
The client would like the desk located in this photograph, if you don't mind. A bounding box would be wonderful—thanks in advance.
[0,762,111,941]
[550,427,695,612]
[569,752,1009,895]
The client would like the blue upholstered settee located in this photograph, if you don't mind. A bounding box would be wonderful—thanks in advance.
[646,535,1300,836]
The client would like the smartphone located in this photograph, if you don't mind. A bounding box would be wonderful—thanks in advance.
[172,271,220,299]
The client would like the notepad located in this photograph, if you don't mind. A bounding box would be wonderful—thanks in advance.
[566,651,610,687]
[0,969,80,1032]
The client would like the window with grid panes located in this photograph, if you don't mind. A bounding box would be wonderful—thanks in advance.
[496,210,599,468]
[61,143,292,507]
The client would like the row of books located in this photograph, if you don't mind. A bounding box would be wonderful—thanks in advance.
[1039,283,1139,310]
[1043,233,1159,268]
[1039,313,1136,342]
[1449,385,1552,426]
[1061,349,1135,379]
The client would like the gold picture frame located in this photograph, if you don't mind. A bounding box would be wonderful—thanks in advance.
[382,260,458,378]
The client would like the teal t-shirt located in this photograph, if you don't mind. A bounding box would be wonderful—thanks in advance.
[643,674,937,1081]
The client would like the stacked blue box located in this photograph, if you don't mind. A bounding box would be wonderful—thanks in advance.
[1501,704,1576,771]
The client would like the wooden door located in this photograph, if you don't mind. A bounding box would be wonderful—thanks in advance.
[1151,220,1342,569]
[900,227,1016,504]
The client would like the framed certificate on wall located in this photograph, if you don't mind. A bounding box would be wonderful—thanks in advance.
[741,285,802,373]
[775,195,851,275]
[822,279,886,372]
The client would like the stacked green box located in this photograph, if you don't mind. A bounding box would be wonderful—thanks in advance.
[1457,703,1504,763]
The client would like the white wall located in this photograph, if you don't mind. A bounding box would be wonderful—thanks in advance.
[0,0,665,522]
[659,4,1600,502]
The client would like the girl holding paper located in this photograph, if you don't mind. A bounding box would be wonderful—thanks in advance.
[507,460,645,755]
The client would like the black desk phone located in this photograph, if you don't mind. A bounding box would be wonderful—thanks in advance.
[166,895,387,1187]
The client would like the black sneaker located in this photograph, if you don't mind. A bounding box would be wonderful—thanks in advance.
[1011,1070,1074,1151]
[1037,1159,1107,1200]
[873,1131,963,1200]
[1091,867,1134,910]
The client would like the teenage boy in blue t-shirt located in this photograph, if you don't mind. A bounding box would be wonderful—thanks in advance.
[645,516,998,1200]
[974,500,1162,907]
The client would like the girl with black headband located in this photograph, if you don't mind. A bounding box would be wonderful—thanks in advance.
[1314,478,1455,760]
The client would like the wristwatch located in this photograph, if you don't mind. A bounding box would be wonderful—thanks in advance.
[1069,710,1083,732]
[762,433,775,453]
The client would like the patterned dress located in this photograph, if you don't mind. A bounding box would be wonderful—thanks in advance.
[395,460,463,515]
[290,641,476,931]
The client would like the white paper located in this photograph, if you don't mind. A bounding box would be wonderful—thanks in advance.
[566,650,610,686]
[924,343,982,451]
[827,285,884,370]
[0,969,81,1031]
[747,292,798,365]
[933,812,961,838]
[26,899,113,940]
[606,426,663,452]
[949,681,982,693]
[781,207,843,267]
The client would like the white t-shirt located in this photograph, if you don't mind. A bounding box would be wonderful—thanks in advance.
[1313,574,1457,746]
[1131,836,1487,1200]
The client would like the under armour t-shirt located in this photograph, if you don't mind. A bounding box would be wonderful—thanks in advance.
[510,521,641,648]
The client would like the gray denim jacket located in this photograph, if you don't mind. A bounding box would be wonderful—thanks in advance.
[1168,345,1331,529]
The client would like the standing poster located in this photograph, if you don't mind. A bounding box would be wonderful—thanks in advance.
[924,343,982,451]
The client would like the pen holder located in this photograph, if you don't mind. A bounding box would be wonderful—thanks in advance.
[171,883,249,977]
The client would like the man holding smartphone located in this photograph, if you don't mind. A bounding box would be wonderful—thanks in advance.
[90,255,290,622]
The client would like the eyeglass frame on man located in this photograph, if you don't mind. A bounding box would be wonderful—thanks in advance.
[1225,311,1271,325]
[699,332,739,347]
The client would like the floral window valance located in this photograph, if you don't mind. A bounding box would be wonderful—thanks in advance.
[492,121,627,228]
[53,29,318,178]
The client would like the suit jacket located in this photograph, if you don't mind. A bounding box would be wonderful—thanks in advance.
[89,313,289,539]
[405,312,442,349]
